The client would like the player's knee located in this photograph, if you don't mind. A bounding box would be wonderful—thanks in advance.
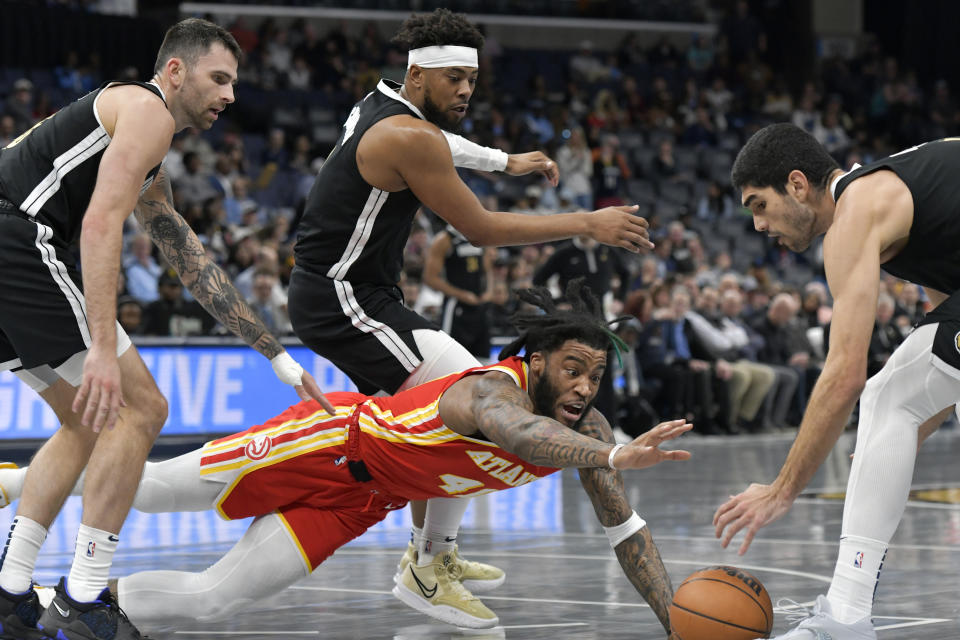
[135,388,168,439]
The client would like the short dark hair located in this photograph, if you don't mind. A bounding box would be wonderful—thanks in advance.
[154,18,241,75]
[731,123,840,195]
[498,279,625,362]
[391,8,484,52]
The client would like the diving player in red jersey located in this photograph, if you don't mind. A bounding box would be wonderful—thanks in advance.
[0,283,690,637]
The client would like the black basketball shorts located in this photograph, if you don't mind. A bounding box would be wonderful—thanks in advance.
[288,266,438,395]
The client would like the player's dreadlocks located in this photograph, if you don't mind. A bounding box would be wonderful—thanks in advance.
[499,279,628,364]
[391,8,485,52]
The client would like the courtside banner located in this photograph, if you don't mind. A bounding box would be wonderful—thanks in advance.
[0,344,358,438]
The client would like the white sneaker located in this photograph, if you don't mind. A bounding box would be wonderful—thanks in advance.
[767,596,876,639]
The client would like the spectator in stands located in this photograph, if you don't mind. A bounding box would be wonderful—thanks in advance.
[753,293,815,427]
[176,151,218,207]
[124,232,163,304]
[570,40,609,84]
[247,268,291,335]
[696,179,736,222]
[867,291,904,378]
[116,295,144,337]
[894,282,925,331]
[556,127,593,209]
[0,115,16,147]
[715,289,777,432]
[5,78,35,135]
[142,269,216,337]
[592,134,631,207]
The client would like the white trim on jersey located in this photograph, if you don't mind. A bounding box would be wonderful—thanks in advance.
[35,222,91,347]
[376,80,426,120]
[22,127,110,217]
[441,296,458,335]
[326,187,388,281]
[333,279,421,373]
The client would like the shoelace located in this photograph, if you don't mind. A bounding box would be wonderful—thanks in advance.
[777,598,817,626]
[101,591,150,639]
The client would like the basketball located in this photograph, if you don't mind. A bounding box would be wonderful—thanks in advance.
[669,566,773,640]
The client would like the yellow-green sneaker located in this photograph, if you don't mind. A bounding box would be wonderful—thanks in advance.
[0,463,18,508]
[393,541,418,585]
[392,551,499,629]
[450,545,505,593]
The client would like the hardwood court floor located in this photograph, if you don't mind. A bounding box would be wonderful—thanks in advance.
[4,428,960,639]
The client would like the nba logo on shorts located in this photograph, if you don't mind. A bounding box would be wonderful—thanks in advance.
[87,541,96,558]
[245,435,272,461]
[854,551,864,568]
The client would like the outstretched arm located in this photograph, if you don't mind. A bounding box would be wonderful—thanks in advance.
[135,168,334,412]
[471,374,691,469]
[576,408,675,636]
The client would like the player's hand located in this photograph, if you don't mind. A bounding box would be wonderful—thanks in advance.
[504,151,560,186]
[271,352,336,415]
[611,419,692,470]
[712,483,793,555]
[586,205,654,252]
[458,291,482,306]
[72,344,125,433]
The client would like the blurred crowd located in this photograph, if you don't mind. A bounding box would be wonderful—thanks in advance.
[1,1,949,438]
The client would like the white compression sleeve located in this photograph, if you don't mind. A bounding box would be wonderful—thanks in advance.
[443,131,509,172]
[826,323,960,621]
[118,512,308,626]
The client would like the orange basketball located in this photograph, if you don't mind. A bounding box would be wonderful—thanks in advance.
[669,566,773,640]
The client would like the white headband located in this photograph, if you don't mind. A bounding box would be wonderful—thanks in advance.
[407,45,478,69]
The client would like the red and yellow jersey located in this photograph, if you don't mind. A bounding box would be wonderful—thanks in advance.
[199,356,559,519]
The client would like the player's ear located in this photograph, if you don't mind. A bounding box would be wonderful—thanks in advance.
[529,351,545,378]
[406,64,425,90]
[787,169,809,200]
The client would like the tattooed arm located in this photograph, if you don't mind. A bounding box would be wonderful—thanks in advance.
[470,373,691,470]
[576,407,675,637]
[134,168,334,410]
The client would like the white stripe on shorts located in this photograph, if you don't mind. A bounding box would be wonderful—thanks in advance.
[332,279,420,372]
[35,221,91,347]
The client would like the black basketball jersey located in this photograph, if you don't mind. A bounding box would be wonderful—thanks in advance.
[832,138,960,293]
[295,79,424,285]
[0,81,165,243]
[443,225,484,295]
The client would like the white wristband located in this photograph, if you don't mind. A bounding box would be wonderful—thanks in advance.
[607,443,625,470]
[603,511,647,548]
[443,131,509,172]
[270,351,304,387]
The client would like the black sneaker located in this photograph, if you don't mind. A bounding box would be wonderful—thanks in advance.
[37,577,150,640]
[0,583,44,639]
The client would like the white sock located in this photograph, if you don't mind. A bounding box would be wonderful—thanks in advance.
[0,516,47,594]
[826,535,887,623]
[418,497,469,565]
[67,524,119,602]
[410,525,424,550]
[0,466,27,505]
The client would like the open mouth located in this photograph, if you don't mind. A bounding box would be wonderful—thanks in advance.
[560,402,584,423]
[451,104,468,115]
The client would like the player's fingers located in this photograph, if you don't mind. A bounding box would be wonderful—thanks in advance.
[72,381,90,415]
[738,527,757,555]
[664,449,691,461]
[80,386,102,429]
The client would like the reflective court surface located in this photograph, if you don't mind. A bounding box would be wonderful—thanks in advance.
[4,429,960,639]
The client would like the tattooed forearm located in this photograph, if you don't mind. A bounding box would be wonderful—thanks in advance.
[576,409,673,635]
[135,169,284,360]
[615,528,674,634]
[472,377,612,468]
